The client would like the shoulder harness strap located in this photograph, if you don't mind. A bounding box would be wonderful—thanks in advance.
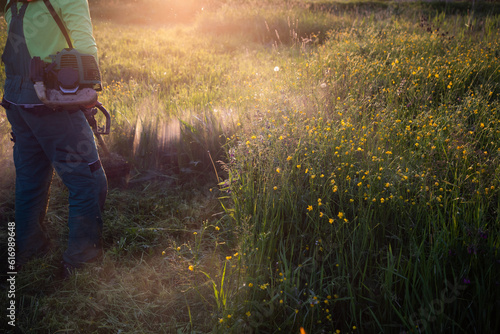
[43,0,73,49]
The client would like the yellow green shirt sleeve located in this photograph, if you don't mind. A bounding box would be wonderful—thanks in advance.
[4,0,98,62]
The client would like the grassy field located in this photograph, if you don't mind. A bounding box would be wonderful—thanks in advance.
[1,0,500,333]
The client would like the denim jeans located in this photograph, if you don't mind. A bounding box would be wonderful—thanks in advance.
[6,104,107,267]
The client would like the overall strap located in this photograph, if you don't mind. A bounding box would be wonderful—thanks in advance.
[6,1,28,15]
[6,1,20,17]
[2,0,48,106]
[43,0,73,49]
[7,1,29,31]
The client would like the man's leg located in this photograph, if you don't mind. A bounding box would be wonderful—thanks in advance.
[5,105,53,266]
[18,107,107,267]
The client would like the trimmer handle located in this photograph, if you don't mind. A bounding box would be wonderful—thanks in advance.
[83,101,111,135]
[93,101,111,135]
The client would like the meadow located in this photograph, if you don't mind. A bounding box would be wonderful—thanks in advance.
[0,0,500,333]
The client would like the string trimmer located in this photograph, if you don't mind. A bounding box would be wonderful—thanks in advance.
[30,49,130,185]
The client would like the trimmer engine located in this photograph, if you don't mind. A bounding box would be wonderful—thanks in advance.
[30,48,102,110]
[30,48,110,136]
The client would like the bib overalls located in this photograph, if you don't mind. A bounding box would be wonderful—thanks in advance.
[2,1,107,267]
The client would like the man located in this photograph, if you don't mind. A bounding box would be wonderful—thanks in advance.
[1,0,107,278]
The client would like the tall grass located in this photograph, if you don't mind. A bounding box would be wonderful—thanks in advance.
[218,4,500,334]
